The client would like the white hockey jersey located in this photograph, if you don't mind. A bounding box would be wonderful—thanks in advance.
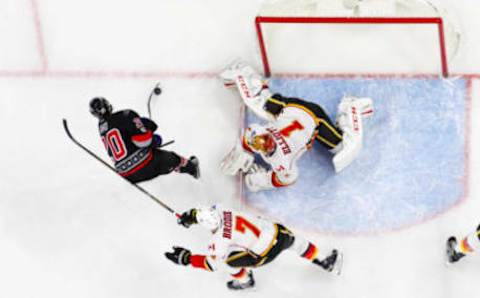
[205,209,279,270]
[243,105,318,187]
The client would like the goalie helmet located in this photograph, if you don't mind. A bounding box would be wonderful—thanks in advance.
[196,206,222,232]
[245,124,276,156]
[89,97,113,119]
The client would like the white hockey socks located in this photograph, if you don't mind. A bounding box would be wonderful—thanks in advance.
[289,235,324,261]
[456,228,480,255]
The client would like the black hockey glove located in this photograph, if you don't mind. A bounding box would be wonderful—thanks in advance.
[165,246,191,266]
[177,209,198,228]
[152,134,163,148]
[141,117,158,132]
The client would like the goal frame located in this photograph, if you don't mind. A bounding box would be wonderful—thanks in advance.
[255,16,449,77]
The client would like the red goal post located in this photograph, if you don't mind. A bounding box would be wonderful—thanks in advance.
[255,0,461,77]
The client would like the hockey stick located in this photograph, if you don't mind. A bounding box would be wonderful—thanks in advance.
[158,140,174,148]
[147,82,162,119]
[62,118,180,218]
[146,82,175,148]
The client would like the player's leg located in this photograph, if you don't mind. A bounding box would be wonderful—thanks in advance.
[129,150,199,182]
[156,150,200,178]
[446,223,480,264]
[285,227,343,275]
[247,224,295,268]
[224,251,257,290]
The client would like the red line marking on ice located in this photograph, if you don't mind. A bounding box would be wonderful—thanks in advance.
[463,77,473,205]
[30,0,48,72]
[0,70,218,79]
[0,70,479,80]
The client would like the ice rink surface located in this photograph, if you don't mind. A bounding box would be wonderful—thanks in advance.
[247,77,468,233]
[1,1,480,298]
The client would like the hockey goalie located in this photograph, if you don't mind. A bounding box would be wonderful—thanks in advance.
[219,59,373,192]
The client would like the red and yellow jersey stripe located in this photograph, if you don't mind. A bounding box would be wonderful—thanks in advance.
[190,255,214,272]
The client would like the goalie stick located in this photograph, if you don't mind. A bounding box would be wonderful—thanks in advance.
[146,82,175,148]
[62,118,180,218]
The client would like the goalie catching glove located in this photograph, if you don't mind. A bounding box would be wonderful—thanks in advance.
[177,209,198,228]
[220,142,254,175]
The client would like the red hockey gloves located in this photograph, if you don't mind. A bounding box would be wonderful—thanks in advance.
[165,246,191,265]
[177,209,198,228]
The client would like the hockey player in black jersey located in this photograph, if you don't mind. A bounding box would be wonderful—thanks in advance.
[89,97,200,183]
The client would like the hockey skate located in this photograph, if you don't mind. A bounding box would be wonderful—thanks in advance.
[189,156,201,179]
[446,236,465,264]
[226,270,255,290]
[313,249,343,275]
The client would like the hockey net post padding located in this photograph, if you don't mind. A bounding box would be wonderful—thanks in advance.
[256,0,460,78]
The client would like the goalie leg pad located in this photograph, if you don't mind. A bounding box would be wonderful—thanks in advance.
[219,59,252,88]
[332,96,373,172]
[220,59,273,121]
[220,143,254,176]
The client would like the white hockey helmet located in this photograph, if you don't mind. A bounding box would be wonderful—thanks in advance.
[245,124,276,155]
[196,206,222,232]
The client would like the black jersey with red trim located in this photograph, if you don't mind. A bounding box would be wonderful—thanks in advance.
[97,109,157,175]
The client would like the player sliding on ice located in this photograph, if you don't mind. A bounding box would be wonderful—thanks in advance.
[446,223,480,264]
[89,97,200,183]
[165,205,342,290]
[219,60,374,192]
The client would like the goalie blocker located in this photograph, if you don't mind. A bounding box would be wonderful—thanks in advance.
[219,59,373,191]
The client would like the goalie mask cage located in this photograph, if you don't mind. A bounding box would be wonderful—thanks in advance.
[256,0,461,77]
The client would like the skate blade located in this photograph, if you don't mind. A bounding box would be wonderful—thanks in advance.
[444,241,454,267]
[332,252,343,276]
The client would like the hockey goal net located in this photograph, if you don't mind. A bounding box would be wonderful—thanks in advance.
[256,0,461,77]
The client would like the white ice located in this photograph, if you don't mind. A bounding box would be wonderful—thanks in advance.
[1,0,480,298]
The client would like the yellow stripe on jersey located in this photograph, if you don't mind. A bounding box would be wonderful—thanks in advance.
[204,259,214,272]
[317,118,343,139]
[460,238,473,253]
[226,251,249,264]
[267,97,287,107]
[316,135,338,149]
[260,224,280,257]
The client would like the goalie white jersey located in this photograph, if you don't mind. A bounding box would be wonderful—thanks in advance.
[219,59,374,191]
[243,105,318,188]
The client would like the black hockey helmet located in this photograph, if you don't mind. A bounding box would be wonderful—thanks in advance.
[89,97,112,119]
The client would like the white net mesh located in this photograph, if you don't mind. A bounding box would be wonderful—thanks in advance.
[258,0,461,74]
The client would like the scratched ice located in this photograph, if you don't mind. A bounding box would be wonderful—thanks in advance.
[245,77,468,233]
